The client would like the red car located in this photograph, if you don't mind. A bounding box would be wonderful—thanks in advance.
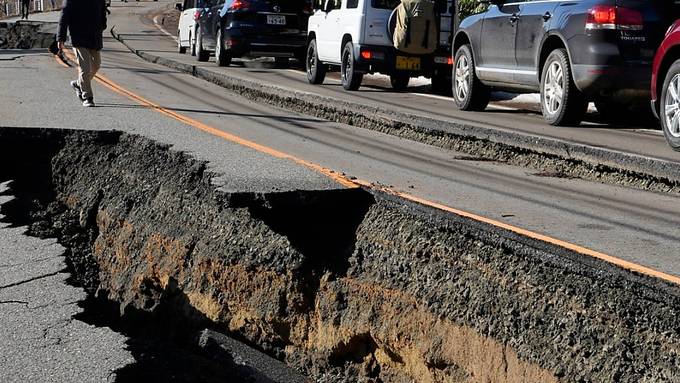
[652,20,680,151]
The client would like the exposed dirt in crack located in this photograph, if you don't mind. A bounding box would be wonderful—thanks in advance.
[3,127,680,383]
[0,21,55,49]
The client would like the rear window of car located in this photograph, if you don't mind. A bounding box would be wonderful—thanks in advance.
[371,0,399,10]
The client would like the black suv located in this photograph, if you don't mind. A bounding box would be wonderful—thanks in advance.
[453,0,678,126]
[195,0,311,66]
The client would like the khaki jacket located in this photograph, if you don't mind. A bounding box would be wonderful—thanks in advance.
[393,0,437,55]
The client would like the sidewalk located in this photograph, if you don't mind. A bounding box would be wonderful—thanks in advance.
[2,9,60,23]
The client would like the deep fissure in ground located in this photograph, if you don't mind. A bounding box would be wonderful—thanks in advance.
[2,127,680,383]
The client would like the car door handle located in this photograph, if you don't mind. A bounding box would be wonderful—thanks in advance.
[542,12,552,21]
[509,14,519,23]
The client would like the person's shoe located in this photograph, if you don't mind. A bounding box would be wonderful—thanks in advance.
[82,98,95,107]
[70,80,84,100]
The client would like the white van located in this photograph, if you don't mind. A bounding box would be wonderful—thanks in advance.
[176,0,205,56]
[305,0,453,91]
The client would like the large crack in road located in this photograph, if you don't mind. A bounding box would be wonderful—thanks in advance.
[1,127,680,382]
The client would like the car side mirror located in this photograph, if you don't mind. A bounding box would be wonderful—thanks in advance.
[175,2,183,11]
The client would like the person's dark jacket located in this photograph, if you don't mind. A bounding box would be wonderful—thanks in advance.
[57,0,107,50]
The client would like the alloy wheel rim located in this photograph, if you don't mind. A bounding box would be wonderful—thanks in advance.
[665,74,680,138]
[455,55,470,101]
[543,61,564,116]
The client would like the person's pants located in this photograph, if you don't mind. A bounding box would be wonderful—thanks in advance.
[73,47,101,100]
[20,1,29,19]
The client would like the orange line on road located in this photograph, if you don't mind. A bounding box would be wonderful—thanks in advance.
[57,50,680,287]
[60,50,357,188]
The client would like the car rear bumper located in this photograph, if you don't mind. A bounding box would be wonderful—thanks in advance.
[572,64,651,101]
[224,28,307,57]
[354,44,451,77]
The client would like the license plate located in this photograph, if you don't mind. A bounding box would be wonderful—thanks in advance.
[267,15,286,25]
[396,56,421,70]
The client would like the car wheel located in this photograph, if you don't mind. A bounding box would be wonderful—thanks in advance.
[190,30,196,56]
[275,57,289,68]
[453,44,489,111]
[196,27,209,62]
[660,59,680,151]
[341,41,363,91]
[215,28,231,67]
[540,48,587,126]
[306,39,326,85]
[390,75,409,91]
[177,32,186,54]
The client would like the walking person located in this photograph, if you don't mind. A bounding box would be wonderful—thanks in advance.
[20,0,29,19]
[57,0,107,107]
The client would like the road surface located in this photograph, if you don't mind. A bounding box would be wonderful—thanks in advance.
[3,2,680,280]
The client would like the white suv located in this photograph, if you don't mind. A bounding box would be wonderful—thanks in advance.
[305,0,452,91]
[176,0,204,56]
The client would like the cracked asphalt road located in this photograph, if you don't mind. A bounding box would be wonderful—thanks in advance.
[0,181,134,383]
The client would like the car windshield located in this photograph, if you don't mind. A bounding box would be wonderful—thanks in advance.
[371,0,400,10]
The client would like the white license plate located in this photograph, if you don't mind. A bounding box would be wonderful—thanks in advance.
[267,15,286,25]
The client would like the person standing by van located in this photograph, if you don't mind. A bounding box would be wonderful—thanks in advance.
[56,0,107,107]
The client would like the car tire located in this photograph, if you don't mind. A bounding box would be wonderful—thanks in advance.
[275,57,289,68]
[540,48,587,126]
[453,44,489,111]
[215,28,231,67]
[196,27,209,62]
[660,59,680,151]
[306,39,326,85]
[177,32,187,54]
[190,30,196,56]
[390,75,409,91]
[341,41,363,91]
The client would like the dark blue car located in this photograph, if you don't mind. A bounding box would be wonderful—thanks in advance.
[195,0,312,67]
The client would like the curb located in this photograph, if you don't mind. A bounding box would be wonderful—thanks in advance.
[110,27,680,185]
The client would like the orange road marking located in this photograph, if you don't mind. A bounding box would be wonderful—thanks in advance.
[60,50,357,189]
[53,54,69,68]
[57,50,680,287]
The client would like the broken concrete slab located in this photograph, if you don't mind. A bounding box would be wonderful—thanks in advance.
[198,329,311,383]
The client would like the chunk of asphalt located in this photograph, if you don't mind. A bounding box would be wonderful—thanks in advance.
[198,329,311,383]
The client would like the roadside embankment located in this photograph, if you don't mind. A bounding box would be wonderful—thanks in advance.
[2,127,680,382]
[111,27,680,197]
[0,20,55,49]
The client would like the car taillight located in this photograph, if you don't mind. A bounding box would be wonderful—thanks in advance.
[585,5,643,31]
[193,10,201,21]
[229,0,249,10]
[359,48,385,61]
